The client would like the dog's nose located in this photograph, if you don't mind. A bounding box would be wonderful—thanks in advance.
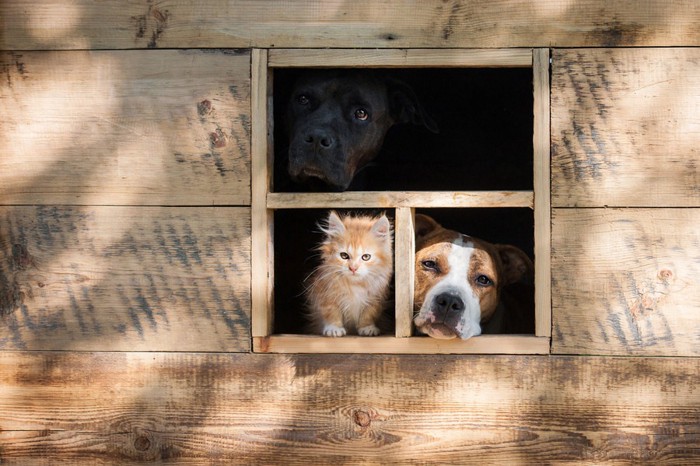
[434,292,465,320]
[303,131,335,150]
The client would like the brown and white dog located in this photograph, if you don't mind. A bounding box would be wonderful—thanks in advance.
[413,214,534,340]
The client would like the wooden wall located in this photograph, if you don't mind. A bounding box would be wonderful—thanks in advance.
[1,1,699,463]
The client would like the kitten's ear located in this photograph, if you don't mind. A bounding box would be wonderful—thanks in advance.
[371,215,391,238]
[325,210,346,237]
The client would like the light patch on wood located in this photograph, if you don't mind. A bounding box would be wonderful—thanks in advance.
[0,50,251,206]
[552,208,700,356]
[0,206,251,351]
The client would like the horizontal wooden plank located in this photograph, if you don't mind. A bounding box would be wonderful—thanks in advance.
[267,191,534,209]
[254,335,549,354]
[0,206,251,351]
[269,48,532,67]
[2,1,700,49]
[551,48,700,207]
[552,208,700,356]
[0,50,250,206]
[0,352,699,462]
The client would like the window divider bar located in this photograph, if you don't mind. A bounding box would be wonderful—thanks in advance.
[533,47,552,339]
[394,207,415,338]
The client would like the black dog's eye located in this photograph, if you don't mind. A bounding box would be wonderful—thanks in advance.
[476,275,493,287]
[421,260,439,271]
[296,94,310,105]
[354,108,369,120]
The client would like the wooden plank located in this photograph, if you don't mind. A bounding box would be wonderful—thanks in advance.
[551,48,700,208]
[267,191,534,209]
[532,48,551,338]
[250,49,274,337]
[552,208,700,356]
[1,352,699,463]
[254,335,549,354]
[0,206,251,351]
[269,48,532,68]
[3,1,700,50]
[393,208,414,338]
[0,50,250,206]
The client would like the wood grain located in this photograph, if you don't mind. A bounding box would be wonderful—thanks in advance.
[269,48,532,68]
[0,206,251,351]
[267,191,534,209]
[254,335,549,354]
[551,48,700,207]
[533,48,552,337]
[1,352,698,463]
[552,208,700,356]
[393,208,414,338]
[2,1,700,50]
[0,50,251,206]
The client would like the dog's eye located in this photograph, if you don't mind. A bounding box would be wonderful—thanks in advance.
[354,108,369,121]
[340,252,350,260]
[361,254,371,261]
[421,260,438,271]
[296,94,310,105]
[476,275,493,287]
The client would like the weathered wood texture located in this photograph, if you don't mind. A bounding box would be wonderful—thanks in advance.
[552,48,700,207]
[0,352,698,463]
[2,1,700,50]
[0,50,251,206]
[0,206,251,351]
[552,208,700,356]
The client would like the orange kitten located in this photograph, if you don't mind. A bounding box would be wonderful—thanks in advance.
[305,211,393,337]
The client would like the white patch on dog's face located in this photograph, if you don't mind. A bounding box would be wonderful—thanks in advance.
[415,238,483,340]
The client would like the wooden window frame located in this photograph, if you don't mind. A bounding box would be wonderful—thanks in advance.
[251,48,551,354]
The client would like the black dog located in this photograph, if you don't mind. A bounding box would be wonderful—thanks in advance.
[285,70,437,191]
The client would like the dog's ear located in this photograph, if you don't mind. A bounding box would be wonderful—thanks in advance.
[495,244,534,286]
[414,214,441,243]
[386,78,439,133]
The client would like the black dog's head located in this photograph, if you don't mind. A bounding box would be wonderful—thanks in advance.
[285,70,437,191]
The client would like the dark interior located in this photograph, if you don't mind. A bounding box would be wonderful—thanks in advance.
[272,68,535,335]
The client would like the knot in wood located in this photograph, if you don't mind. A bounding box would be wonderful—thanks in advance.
[134,435,151,452]
[658,269,673,282]
[353,409,371,428]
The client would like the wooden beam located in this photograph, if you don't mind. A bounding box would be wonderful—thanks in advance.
[254,335,550,354]
[532,48,552,338]
[393,208,415,338]
[267,191,534,209]
[269,48,532,68]
[3,1,700,50]
[1,352,699,462]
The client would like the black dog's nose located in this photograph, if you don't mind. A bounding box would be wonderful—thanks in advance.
[434,292,465,321]
[303,131,335,150]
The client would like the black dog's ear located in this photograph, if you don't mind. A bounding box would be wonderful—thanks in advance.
[386,78,439,133]
[414,214,442,243]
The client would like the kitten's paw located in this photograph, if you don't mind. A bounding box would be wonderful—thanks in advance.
[322,324,347,337]
[358,324,380,336]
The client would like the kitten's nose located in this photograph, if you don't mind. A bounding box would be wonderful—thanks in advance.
[349,264,358,273]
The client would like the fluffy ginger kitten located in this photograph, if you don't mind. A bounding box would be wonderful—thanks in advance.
[305,210,393,337]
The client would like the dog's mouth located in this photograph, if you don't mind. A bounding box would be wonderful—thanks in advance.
[416,322,458,340]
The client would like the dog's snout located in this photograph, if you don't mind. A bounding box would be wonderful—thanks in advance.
[303,130,335,150]
[434,292,465,317]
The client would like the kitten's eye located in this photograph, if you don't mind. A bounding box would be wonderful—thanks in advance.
[361,254,371,261]
[476,275,493,287]
[339,252,350,260]
[421,260,439,272]
[354,108,369,120]
[296,94,310,105]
